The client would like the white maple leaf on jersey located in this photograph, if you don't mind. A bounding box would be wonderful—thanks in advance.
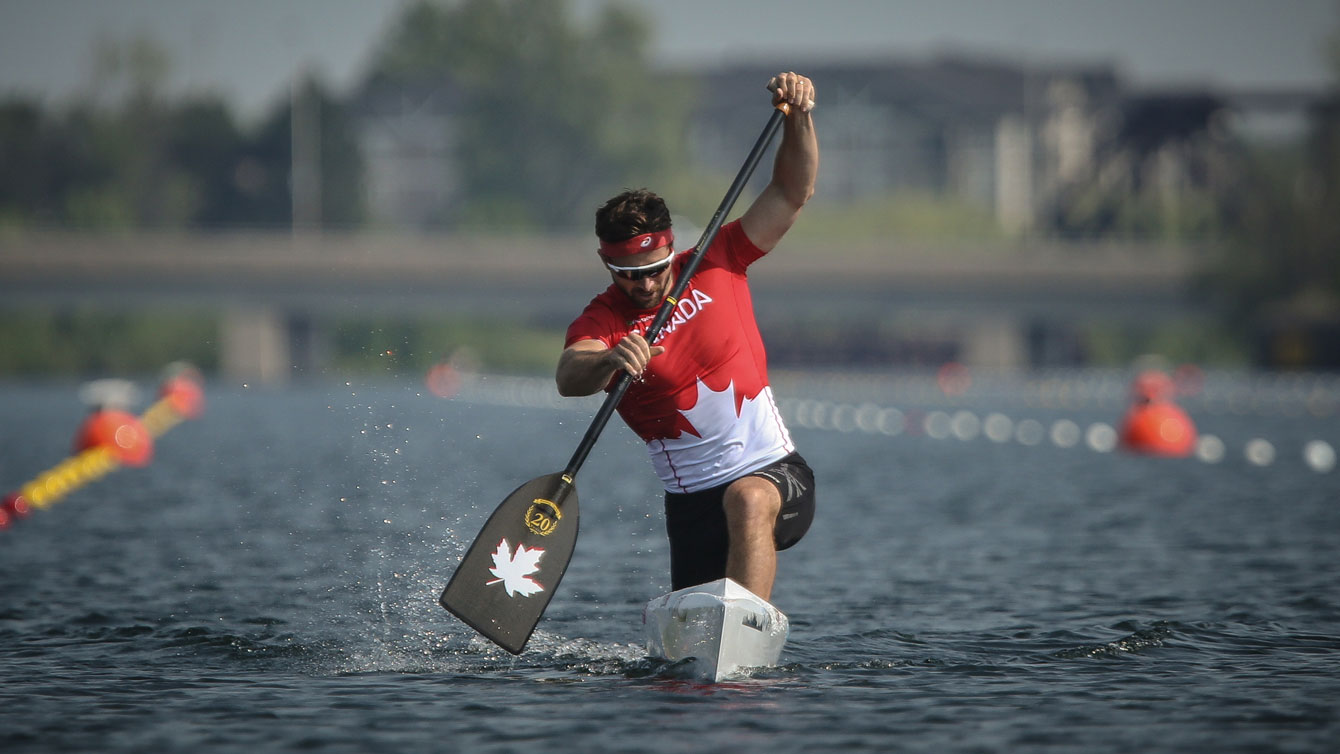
[681,377,743,423]
[674,378,782,445]
[485,538,545,597]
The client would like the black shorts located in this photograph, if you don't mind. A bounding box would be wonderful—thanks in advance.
[662,452,816,591]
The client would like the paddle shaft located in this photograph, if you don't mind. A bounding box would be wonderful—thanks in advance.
[560,104,791,485]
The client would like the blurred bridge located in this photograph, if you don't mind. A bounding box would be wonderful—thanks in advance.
[0,230,1211,383]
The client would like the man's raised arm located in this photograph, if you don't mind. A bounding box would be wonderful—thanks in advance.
[739,71,819,254]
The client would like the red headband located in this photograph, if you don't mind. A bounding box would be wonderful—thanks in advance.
[598,229,674,258]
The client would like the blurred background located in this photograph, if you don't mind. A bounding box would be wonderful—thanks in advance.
[1,0,1337,383]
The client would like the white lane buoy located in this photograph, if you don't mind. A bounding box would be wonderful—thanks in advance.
[877,407,906,436]
[951,411,981,441]
[855,403,883,434]
[811,401,833,431]
[1245,438,1276,467]
[984,413,1014,443]
[832,403,859,433]
[1086,422,1118,453]
[1016,419,1045,446]
[1050,419,1081,448]
[1195,434,1226,464]
[789,399,811,429]
[1303,440,1336,473]
[925,411,952,440]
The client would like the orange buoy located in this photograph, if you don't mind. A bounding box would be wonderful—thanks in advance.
[2,492,31,519]
[1118,370,1197,457]
[426,361,462,399]
[139,362,206,437]
[937,362,972,397]
[0,492,30,529]
[72,409,154,467]
[159,373,205,419]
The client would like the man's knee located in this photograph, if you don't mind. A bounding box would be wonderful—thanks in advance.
[723,478,781,528]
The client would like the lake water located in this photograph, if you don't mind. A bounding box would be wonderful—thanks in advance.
[1,371,1337,753]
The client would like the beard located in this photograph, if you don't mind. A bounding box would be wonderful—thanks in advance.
[621,274,673,310]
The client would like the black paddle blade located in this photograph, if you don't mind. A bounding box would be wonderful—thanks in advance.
[440,472,579,654]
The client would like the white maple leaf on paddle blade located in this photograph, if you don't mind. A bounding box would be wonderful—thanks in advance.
[485,538,545,597]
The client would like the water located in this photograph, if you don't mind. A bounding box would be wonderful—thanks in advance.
[1,374,1337,753]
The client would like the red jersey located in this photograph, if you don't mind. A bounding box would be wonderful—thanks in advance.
[565,220,794,493]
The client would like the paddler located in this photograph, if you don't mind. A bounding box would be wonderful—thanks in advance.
[555,72,820,600]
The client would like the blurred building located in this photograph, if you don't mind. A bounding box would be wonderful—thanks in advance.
[351,56,1307,236]
[352,74,465,228]
[689,59,1299,240]
[305,57,1325,374]
[690,58,1123,235]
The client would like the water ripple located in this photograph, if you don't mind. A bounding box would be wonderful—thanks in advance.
[2,384,1337,754]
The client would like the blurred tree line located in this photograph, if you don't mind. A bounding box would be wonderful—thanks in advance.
[0,0,691,376]
[0,0,1336,370]
[0,0,684,231]
[1047,93,1232,241]
[1197,42,1340,368]
[0,35,362,229]
[366,0,689,229]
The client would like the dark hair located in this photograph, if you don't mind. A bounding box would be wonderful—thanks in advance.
[595,189,672,243]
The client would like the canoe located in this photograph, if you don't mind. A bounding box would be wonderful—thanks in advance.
[642,578,789,682]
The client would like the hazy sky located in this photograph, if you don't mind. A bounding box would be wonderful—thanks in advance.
[1,0,1334,121]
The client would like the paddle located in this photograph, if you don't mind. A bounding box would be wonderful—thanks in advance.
[440,101,792,654]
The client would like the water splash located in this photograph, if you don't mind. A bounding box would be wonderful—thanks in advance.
[1053,621,1173,660]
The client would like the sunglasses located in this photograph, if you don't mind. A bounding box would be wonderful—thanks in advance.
[605,250,677,281]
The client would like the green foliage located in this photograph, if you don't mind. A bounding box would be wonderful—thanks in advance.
[1201,131,1340,329]
[0,38,364,230]
[248,75,368,228]
[789,192,1006,243]
[0,309,561,378]
[1050,183,1226,241]
[367,0,691,230]
[0,309,218,376]
[330,316,563,375]
[1081,320,1248,367]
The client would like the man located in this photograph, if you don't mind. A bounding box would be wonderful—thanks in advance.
[555,72,818,601]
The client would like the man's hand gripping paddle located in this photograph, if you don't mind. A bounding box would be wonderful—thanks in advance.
[439,101,792,654]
